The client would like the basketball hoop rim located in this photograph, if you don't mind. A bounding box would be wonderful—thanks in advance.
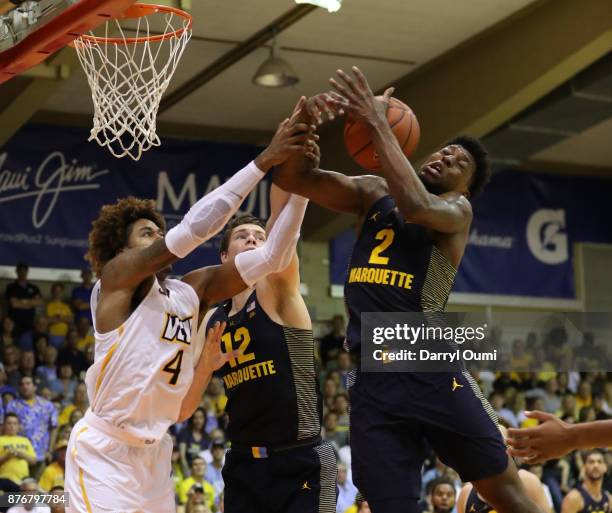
[73,3,192,45]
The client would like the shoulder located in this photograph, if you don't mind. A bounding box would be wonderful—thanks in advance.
[563,489,584,506]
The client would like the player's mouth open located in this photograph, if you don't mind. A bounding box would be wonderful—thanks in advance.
[424,162,443,177]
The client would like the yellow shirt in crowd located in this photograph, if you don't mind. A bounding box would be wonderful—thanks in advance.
[177,477,215,508]
[46,301,73,337]
[0,435,36,484]
[39,462,64,492]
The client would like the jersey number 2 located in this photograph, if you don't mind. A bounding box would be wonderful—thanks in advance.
[368,229,395,265]
[222,327,256,368]
[163,349,183,385]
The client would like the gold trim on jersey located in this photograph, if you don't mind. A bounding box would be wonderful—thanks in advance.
[159,313,194,345]
[78,466,93,513]
[95,342,119,396]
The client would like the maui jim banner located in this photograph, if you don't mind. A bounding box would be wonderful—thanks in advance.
[0,124,267,275]
[330,170,612,299]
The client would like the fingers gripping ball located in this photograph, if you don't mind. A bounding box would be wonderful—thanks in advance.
[344,97,420,171]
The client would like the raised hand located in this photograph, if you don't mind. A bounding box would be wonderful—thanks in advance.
[201,321,238,372]
[256,97,318,171]
[329,66,395,127]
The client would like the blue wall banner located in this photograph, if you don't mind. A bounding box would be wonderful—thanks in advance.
[0,124,267,275]
[330,170,612,299]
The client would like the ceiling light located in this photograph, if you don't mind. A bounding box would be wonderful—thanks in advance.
[295,0,341,13]
[252,34,299,88]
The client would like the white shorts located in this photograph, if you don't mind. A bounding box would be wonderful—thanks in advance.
[65,417,175,513]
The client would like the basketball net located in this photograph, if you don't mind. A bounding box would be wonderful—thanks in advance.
[73,4,192,161]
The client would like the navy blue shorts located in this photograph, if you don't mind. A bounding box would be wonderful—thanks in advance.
[349,370,508,501]
[222,440,337,513]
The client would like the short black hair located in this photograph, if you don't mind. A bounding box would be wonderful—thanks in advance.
[219,214,266,254]
[429,477,456,496]
[584,449,606,461]
[445,135,491,198]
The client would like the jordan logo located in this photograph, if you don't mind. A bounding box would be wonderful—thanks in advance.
[452,377,464,391]
[369,211,381,222]
[302,481,311,491]
[469,506,476,513]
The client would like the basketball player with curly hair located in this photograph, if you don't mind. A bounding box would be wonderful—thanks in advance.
[64,102,317,513]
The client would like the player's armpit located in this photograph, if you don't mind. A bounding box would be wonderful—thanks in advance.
[182,263,248,311]
[405,192,472,234]
[100,238,177,292]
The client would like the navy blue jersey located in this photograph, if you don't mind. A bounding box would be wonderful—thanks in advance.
[577,485,611,513]
[344,195,457,353]
[207,290,321,447]
[466,487,495,513]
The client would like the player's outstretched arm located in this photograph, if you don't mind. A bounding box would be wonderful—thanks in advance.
[329,67,472,234]
[182,190,309,310]
[507,411,612,463]
[100,113,314,293]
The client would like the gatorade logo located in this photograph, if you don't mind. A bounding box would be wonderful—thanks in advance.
[526,209,568,264]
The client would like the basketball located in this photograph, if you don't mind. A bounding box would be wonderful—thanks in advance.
[343,97,420,171]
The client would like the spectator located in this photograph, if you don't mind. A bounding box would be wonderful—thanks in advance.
[428,477,456,513]
[542,377,561,414]
[178,407,211,476]
[58,383,88,426]
[49,486,66,513]
[6,376,58,477]
[489,391,515,428]
[575,381,593,412]
[575,332,599,368]
[323,376,338,413]
[557,393,577,421]
[67,409,83,428]
[205,378,227,418]
[19,317,49,352]
[5,262,42,338]
[49,364,77,406]
[323,412,348,449]
[45,284,72,341]
[336,462,358,513]
[0,316,16,349]
[184,483,210,513]
[75,317,94,351]
[422,456,448,491]
[71,268,93,323]
[4,346,21,388]
[205,439,225,504]
[171,444,184,495]
[18,350,36,384]
[177,457,215,509]
[319,314,345,367]
[56,330,87,376]
[336,351,352,390]
[578,405,596,423]
[38,440,66,492]
[33,335,49,368]
[333,392,350,432]
[510,339,532,371]
[36,346,59,390]
[0,412,36,492]
[6,478,51,513]
[592,393,610,421]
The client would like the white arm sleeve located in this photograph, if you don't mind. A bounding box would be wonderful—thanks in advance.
[234,194,308,287]
[165,160,265,258]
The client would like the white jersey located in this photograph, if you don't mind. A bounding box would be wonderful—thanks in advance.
[86,277,200,442]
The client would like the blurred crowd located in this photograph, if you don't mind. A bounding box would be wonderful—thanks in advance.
[0,262,610,513]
